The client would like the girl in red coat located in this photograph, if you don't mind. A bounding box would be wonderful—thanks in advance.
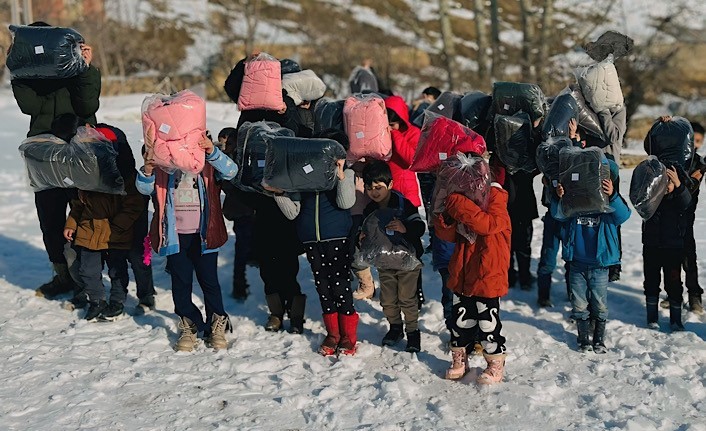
[384,95,422,208]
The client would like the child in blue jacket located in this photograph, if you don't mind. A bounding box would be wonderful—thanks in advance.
[554,160,631,353]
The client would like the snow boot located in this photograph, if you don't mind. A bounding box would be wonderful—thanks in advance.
[352,268,375,300]
[36,263,74,299]
[592,319,607,354]
[288,294,307,334]
[208,313,231,350]
[669,300,685,332]
[689,295,704,315]
[85,300,107,322]
[537,273,552,307]
[646,296,659,329]
[608,264,621,282]
[338,312,359,356]
[135,295,156,315]
[577,318,593,352]
[381,323,404,346]
[660,298,670,309]
[445,345,470,380]
[98,301,125,322]
[405,330,421,353]
[231,276,249,302]
[319,313,340,356]
[477,352,506,385]
[265,294,284,332]
[175,316,198,352]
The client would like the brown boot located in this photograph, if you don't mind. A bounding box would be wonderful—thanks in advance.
[208,314,231,350]
[175,317,198,352]
[352,268,375,300]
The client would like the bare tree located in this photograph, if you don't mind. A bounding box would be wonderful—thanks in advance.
[473,0,488,86]
[536,0,553,88]
[489,0,501,81]
[438,0,458,88]
[518,0,535,81]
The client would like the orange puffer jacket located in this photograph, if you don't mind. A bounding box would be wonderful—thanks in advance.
[434,185,512,298]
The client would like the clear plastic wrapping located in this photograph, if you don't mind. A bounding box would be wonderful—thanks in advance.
[558,146,612,217]
[562,85,609,144]
[343,93,392,162]
[313,98,345,133]
[575,55,624,113]
[282,69,327,106]
[6,25,88,79]
[232,121,294,194]
[490,82,546,123]
[19,126,124,194]
[459,91,493,131]
[494,112,536,174]
[542,93,579,141]
[644,116,694,168]
[410,111,487,172]
[279,58,301,75]
[412,91,462,127]
[629,156,668,220]
[237,52,285,111]
[263,137,347,192]
[431,153,491,243]
[354,207,422,271]
[536,136,573,181]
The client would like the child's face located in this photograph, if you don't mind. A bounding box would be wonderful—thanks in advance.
[365,181,392,203]
[667,180,675,194]
[389,122,401,131]
[695,133,704,151]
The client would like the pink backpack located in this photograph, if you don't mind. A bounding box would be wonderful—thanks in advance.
[343,94,392,162]
[142,90,206,174]
[238,53,285,111]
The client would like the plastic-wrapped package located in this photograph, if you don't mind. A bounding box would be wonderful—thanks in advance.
[494,112,536,174]
[644,116,694,168]
[237,52,285,111]
[431,153,491,242]
[410,111,486,172]
[354,207,422,271]
[314,98,345,133]
[584,31,634,62]
[233,121,294,194]
[629,156,668,220]
[19,127,124,194]
[279,58,301,75]
[282,69,327,106]
[562,85,608,143]
[343,94,392,162]
[263,137,347,192]
[490,82,546,123]
[141,90,206,175]
[6,25,88,79]
[575,55,624,113]
[541,93,578,141]
[459,91,493,131]
[558,146,611,217]
[536,136,573,181]
[412,91,462,127]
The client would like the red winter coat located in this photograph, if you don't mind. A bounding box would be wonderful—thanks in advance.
[385,95,422,207]
[434,185,512,298]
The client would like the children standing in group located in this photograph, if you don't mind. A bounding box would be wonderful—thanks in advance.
[136,132,238,352]
[362,160,425,353]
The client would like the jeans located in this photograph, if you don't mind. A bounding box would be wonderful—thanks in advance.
[439,268,454,330]
[537,212,571,301]
[569,263,609,321]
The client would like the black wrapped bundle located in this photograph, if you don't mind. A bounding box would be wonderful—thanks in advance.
[7,25,88,79]
[459,91,493,132]
[19,128,124,194]
[280,58,301,75]
[490,82,545,123]
[233,121,294,194]
[314,98,345,133]
[542,93,578,141]
[494,112,536,174]
[644,116,694,168]
[412,91,462,128]
[629,156,668,220]
[264,137,347,192]
[354,207,422,271]
[564,85,608,144]
[558,146,611,217]
[536,136,573,181]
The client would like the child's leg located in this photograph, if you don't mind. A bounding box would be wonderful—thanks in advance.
[537,212,560,302]
[568,264,590,321]
[439,268,454,331]
[663,249,685,304]
[325,239,355,315]
[168,234,205,331]
[378,269,402,326]
[128,245,155,300]
[398,268,421,333]
[107,249,130,305]
[474,296,506,355]
[306,243,336,313]
[192,248,226,327]
[77,247,105,303]
[642,245,663,300]
[450,294,478,348]
[587,268,609,322]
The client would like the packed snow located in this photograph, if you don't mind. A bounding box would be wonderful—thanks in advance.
[0,89,705,430]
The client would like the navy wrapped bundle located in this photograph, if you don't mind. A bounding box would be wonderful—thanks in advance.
[564,86,609,144]
[459,91,493,132]
[630,156,668,220]
[494,112,536,174]
[264,137,347,192]
[558,146,611,217]
[542,93,578,141]
[536,136,573,181]
[412,91,462,127]
[7,25,88,79]
[644,117,694,169]
[314,98,345,133]
[233,121,294,195]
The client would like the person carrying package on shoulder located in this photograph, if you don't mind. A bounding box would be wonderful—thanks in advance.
[362,160,426,353]
[552,159,631,353]
[434,164,511,385]
[136,130,238,352]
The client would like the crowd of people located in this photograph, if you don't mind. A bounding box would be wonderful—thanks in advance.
[8,23,706,386]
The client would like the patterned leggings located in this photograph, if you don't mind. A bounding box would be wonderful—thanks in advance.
[450,295,506,355]
[305,239,355,315]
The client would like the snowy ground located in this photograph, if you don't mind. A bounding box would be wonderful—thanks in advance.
[0,89,705,431]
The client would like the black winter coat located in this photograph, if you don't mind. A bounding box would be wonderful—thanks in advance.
[642,180,692,249]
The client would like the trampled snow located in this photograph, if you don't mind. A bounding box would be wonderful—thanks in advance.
[0,89,705,430]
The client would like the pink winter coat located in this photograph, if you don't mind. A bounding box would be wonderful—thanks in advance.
[343,94,392,162]
[237,56,285,111]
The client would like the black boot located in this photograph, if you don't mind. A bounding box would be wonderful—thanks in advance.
[288,294,307,334]
[646,296,659,329]
[593,319,607,354]
[231,278,250,302]
[405,330,421,353]
[669,300,685,332]
[537,273,553,307]
[264,294,284,331]
[608,265,621,282]
[36,263,74,299]
[576,319,592,352]
[85,300,107,322]
[382,323,404,346]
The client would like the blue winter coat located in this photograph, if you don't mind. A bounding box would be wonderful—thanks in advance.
[296,189,353,243]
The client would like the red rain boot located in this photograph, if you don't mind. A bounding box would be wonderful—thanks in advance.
[319,313,340,356]
[338,312,359,356]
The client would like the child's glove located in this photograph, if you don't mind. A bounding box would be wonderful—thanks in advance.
[143,235,152,266]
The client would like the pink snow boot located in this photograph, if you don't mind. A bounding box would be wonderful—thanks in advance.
[445,345,470,380]
[477,352,506,385]
[319,313,340,357]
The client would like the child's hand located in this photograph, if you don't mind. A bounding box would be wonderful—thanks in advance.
[659,116,672,123]
[568,118,578,139]
[691,170,703,181]
[358,232,366,242]
[336,160,346,181]
[143,159,155,176]
[602,179,614,196]
[199,133,214,155]
[666,166,681,189]
[80,44,93,66]
[63,228,75,242]
[555,183,565,198]
[386,218,407,234]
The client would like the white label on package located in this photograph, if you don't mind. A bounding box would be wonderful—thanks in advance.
[571,173,580,181]
[159,123,171,134]
[63,177,75,186]
[439,152,448,160]
[303,164,314,174]
[552,179,558,188]
[34,45,44,54]
[356,132,365,139]
[503,103,510,111]
[385,228,395,236]
[437,104,445,111]
[257,160,265,168]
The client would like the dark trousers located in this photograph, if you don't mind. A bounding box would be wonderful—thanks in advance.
[35,188,76,264]
[683,229,703,297]
[75,247,131,303]
[643,246,684,302]
[349,214,366,270]
[233,215,254,285]
[306,239,355,315]
[537,211,571,300]
[439,268,454,330]
[259,244,302,311]
[127,246,155,300]
[167,234,226,333]
[451,295,506,355]
[510,218,533,285]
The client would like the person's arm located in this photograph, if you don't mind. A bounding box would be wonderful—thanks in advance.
[67,65,101,121]
[335,168,356,210]
[606,193,631,225]
[445,186,510,235]
[135,168,156,196]
[273,194,301,220]
[433,212,458,242]
[111,188,146,233]
[598,107,627,150]
[390,128,418,169]
[65,198,84,231]
[205,145,239,181]
[11,79,43,116]
[224,59,246,103]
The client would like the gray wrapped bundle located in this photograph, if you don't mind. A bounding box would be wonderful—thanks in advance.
[7,25,88,79]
